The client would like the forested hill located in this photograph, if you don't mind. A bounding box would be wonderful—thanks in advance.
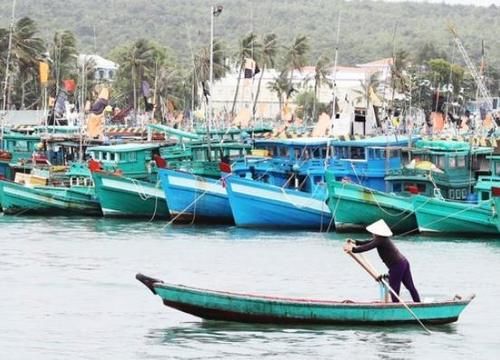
[0,0,499,68]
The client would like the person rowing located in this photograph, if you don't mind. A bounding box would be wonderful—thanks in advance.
[344,219,421,303]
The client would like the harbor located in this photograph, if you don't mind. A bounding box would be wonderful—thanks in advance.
[2,0,500,358]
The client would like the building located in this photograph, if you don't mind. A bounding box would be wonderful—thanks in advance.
[78,54,118,82]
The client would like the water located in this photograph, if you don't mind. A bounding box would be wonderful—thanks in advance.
[1,215,499,360]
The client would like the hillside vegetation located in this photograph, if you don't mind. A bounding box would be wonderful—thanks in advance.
[0,0,498,69]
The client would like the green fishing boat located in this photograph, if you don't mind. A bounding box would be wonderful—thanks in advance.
[412,155,500,234]
[0,162,100,216]
[327,139,493,233]
[89,142,172,218]
[136,273,473,326]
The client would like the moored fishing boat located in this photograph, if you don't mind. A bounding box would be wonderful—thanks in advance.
[412,155,500,234]
[224,138,334,230]
[136,273,474,326]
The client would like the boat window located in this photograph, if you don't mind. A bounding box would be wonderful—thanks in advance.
[433,155,445,169]
[495,163,500,176]
[14,140,28,151]
[313,176,323,184]
[89,151,95,159]
[350,147,365,159]
[462,189,467,199]
[417,183,426,192]
[98,152,103,161]
[449,189,455,199]
[278,146,288,157]
[449,157,456,168]
[115,153,120,162]
[481,192,490,201]
[456,156,465,168]
[129,152,136,162]
[392,183,402,192]
[107,152,115,161]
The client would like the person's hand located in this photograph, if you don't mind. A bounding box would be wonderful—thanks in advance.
[343,241,354,253]
[376,274,389,282]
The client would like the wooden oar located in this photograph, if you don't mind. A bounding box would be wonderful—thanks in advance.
[345,243,432,335]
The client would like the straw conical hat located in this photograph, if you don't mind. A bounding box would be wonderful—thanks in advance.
[366,219,393,237]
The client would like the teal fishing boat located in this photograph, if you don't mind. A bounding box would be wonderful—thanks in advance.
[0,162,100,216]
[89,143,171,218]
[327,139,493,233]
[136,273,473,326]
[412,155,500,234]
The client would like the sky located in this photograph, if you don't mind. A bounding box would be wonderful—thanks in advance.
[379,0,500,5]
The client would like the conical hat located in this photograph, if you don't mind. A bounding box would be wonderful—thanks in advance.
[366,219,393,237]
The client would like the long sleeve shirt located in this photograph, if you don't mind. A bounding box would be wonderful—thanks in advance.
[352,236,405,268]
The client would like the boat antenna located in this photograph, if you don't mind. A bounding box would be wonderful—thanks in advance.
[1,0,17,150]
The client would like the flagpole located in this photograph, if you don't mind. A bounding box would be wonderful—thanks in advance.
[1,0,17,150]
[330,12,341,130]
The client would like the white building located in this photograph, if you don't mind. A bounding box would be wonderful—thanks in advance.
[78,54,118,81]
[210,58,392,121]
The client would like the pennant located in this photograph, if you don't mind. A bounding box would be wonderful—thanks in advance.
[39,62,49,86]
[63,79,76,92]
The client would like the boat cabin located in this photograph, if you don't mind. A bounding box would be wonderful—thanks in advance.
[87,143,162,178]
[386,140,493,200]
[329,135,415,191]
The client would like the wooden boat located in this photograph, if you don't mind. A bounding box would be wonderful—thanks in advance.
[136,273,474,326]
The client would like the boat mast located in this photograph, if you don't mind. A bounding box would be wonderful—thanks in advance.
[1,0,17,150]
[330,12,341,130]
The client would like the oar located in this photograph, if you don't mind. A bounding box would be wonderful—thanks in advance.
[344,242,432,335]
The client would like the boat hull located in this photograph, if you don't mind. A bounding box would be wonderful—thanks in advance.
[0,180,101,216]
[158,168,233,224]
[136,274,473,325]
[325,173,416,233]
[412,195,498,234]
[225,176,332,230]
[92,172,169,219]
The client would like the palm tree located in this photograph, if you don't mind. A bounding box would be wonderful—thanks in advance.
[267,70,289,120]
[253,33,278,119]
[50,30,78,94]
[116,39,156,114]
[284,35,309,97]
[312,55,332,123]
[0,17,45,109]
[192,39,227,108]
[230,32,260,116]
[353,71,382,129]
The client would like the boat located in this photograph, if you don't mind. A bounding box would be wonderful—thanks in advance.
[224,137,334,230]
[328,135,416,191]
[159,141,252,223]
[0,162,101,216]
[136,273,474,326]
[89,142,172,218]
[412,155,500,234]
[327,139,493,232]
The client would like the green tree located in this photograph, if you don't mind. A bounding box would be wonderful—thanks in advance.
[312,55,331,123]
[230,32,260,116]
[284,35,309,93]
[267,69,289,120]
[253,33,278,118]
[50,30,78,93]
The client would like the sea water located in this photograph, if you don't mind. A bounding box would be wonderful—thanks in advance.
[1,215,499,359]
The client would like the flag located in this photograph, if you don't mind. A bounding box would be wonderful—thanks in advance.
[63,79,76,92]
[141,80,151,97]
[39,62,49,86]
[243,58,259,78]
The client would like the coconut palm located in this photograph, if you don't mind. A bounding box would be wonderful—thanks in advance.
[192,39,227,108]
[230,32,260,116]
[0,17,45,109]
[50,30,78,93]
[312,55,332,123]
[267,69,290,120]
[284,35,309,95]
[253,33,278,118]
[353,71,382,127]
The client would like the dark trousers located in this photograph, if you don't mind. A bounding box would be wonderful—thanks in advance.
[388,258,421,303]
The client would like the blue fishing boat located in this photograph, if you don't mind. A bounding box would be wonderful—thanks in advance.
[328,135,416,191]
[224,138,334,230]
[159,142,251,223]
[136,273,474,326]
